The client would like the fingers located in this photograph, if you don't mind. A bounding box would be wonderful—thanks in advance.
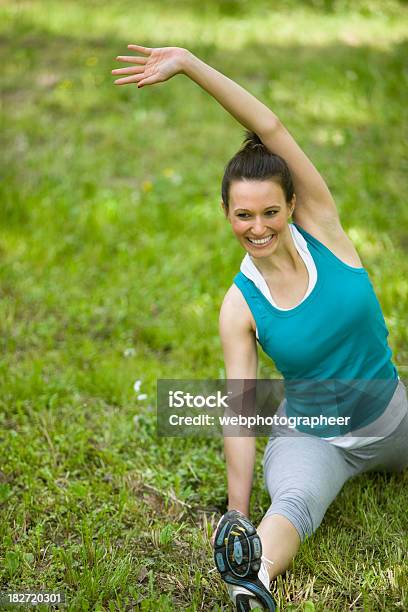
[127,44,153,54]
[111,66,144,75]
[137,74,160,88]
[112,46,156,87]
[113,74,144,85]
[115,55,147,64]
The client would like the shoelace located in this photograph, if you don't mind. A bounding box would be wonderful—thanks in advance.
[208,554,274,574]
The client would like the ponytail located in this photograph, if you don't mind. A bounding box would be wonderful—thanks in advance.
[221,130,294,212]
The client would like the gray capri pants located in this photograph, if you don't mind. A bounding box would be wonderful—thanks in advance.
[263,380,408,543]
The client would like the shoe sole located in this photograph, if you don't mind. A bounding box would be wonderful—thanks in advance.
[213,510,276,611]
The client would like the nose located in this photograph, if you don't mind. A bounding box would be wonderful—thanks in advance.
[251,216,268,236]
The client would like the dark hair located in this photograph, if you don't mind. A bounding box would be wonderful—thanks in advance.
[221,130,294,212]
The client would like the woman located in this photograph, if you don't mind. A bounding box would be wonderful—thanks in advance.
[112,46,408,611]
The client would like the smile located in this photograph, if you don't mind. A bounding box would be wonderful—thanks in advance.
[247,234,276,246]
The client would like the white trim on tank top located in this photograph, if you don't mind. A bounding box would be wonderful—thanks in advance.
[240,223,317,313]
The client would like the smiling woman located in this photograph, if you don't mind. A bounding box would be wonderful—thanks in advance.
[225,175,293,256]
[112,44,408,611]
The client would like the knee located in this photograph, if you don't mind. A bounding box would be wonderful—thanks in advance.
[266,487,323,543]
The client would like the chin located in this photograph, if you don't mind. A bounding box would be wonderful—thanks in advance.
[248,249,273,259]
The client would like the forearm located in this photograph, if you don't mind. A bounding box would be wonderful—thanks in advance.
[224,435,256,516]
[181,50,278,136]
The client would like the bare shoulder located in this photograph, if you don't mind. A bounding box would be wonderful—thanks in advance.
[219,285,258,379]
[293,212,363,268]
[219,284,256,334]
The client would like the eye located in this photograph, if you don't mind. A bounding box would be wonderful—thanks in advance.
[265,210,278,216]
[237,213,251,219]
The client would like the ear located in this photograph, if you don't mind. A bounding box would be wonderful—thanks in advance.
[288,193,296,218]
[220,200,229,220]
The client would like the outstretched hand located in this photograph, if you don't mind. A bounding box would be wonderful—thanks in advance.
[112,44,188,88]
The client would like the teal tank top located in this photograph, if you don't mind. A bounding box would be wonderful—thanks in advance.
[234,223,398,436]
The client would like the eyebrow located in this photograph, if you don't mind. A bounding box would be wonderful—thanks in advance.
[234,205,281,212]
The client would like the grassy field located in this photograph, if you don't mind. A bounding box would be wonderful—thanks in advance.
[1,0,407,609]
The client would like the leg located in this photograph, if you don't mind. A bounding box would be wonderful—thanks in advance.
[260,434,356,582]
[346,383,408,474]
[257,513,300,581]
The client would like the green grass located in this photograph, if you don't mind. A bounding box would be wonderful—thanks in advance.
[1,0,407,609]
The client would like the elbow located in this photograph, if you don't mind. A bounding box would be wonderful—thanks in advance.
[258,115,281,138]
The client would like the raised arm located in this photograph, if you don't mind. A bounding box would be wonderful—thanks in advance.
[180,51,340,231]
[112,45,340,232]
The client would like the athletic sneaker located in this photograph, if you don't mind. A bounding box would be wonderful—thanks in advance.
[213,510,276,611]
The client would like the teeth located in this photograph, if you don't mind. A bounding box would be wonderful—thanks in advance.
[248,235,275,245]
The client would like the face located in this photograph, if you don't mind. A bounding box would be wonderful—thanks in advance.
[224,180,295,258]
